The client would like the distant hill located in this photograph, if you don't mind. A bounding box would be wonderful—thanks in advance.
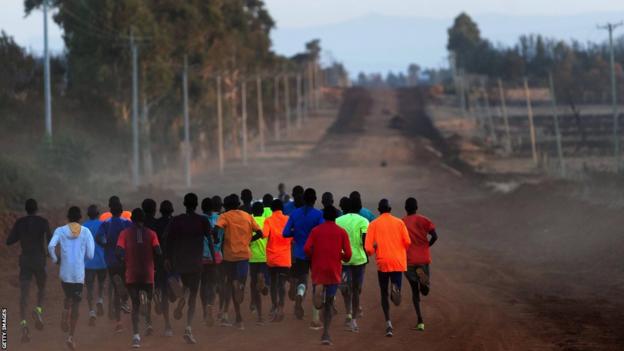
[270,12,624,76]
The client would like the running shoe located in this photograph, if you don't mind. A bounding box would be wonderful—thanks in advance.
[344,316,352,330]
[183,327,197,344]
[60,309,69,333]
[144,324,153,336]
[121,300,131,314]
[113,275,129,300]
[20,323,30,343]
[32,306,44,330]
[294,294,305,320]
[320,333,333,346]
[132,334,141,348]
[350,319,360,333]
[96,298,104,316]
[234,321,245,330]
[385,326,394,337]
[88,310,97,327]
[66,336,76,350]
[276,307,285,322]
[163,327,174,337]
[167,276,184,300]
[357,305,364,318]
[309,320,322,330]
[114,322,124,333]
[174,295,186,320]
[416,268,430,296]
[139,290,149,316]
[219,317,233,327]
[412,323,425,331]
[390,284,401,306]
[233,281,245,304]
[256,317,266,326]
[313,287,325,310]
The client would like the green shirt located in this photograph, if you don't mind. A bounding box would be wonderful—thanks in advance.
[262,207,272,218]
[336,213,369,265]
[250,215,267,263]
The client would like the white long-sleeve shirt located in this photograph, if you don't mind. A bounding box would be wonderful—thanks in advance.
[48,224,95,283]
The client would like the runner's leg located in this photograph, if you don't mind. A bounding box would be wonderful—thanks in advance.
[18,270,31,322]
[378,271,391,321]
[85,270,96,312]
[128,284,140,335]
[406,266,423,324]
[34,267,46,312]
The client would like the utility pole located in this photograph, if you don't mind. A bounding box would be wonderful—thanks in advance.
[130,30,140,188]
[216,75,224,174]
[497,78,512,153]
[296,73,303,129]
[274,75,281,141]
[548,72,565,177]
[598,22,623,172]
[182,55,191,187]
[523,77,538,166]
[284,74,291,136]
[256,75,265,153]
[241,79,248,166]
[480,77,498,144]
[43,0,52,138]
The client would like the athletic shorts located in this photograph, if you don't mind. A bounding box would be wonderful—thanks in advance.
[314,284,338,298]
[223,260,249,282]
[341,264,366,287]
[62,282,83,303]
[250,262,270,283]
[377,271,403,291]
[292,259,310,277]
[405,264,430,283]
[180,272,201,291]
[19,265,46,282]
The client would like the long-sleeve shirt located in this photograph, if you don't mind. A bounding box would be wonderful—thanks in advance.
[365,213,411,272]
[6,215,51,269]
[96,216,131,268]
[282,206,323,260]
[48,224,95,283]
[83,219,106,270]
[304,222,352,285]
[166,212,210,273]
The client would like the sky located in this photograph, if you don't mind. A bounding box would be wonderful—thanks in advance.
[2,0,624,74]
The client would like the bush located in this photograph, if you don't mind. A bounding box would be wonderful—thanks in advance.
[0,157,33,210]
[36,133,92,185]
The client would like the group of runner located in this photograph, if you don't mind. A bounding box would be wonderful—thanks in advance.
[6,184,438,348]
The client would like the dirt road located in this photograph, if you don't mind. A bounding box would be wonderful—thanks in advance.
[2,88,622,350]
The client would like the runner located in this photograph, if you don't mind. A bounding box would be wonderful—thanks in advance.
[165,193,211,344]
[240,189,253,214]
[277,183,290,204]
[48,206,95,350]
[283,187,324,328]
[249,202,270,324]
[321,192,342,216]
[262,193,274,218]
[6,199,51,342]
[350,191,376,222]
[304,206,352,345]
[263,199,291,322]
[83,205,106,327]
[336,197,369,332]
[215,194,263,330]
[142,199,158,231]
[210,195,231,326]
[403,197,438,331]
[116,208,162,348]
[99,196,132,221]
[365,199,411,337]
[283,185,304,215]
[95,197,131,332]
[153,200,175,336]
[200,197,220,327]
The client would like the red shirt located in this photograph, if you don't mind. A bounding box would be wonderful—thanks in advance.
[304,222,352,285]
[403,214,435,265]
[117,225,160,284]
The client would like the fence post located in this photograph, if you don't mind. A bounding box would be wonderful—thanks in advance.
[548,72,565,177]
[497,79,512,153]
[523,77,538,166]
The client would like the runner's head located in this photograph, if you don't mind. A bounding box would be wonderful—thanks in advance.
[241,189,253,205]
[201,197,213,215]
[322,206,339,222]
[293,193,304,208]
[223,194,241,211]
[67,206,82,223]
[303,188,317,207]
[378,199,391,214]
[349,191,362,201]
[252,202,264,217]
[159,200,174,217]
[141,198,157,218]
[87,204,99,220]
[25,198,38,215]
[108,195,121,207]
[131,208,145,224]
[321,192,334,208]
[211,195,223,212]
[292,185,304,198]
[110,197,123,217]
[270,199,283,212]
[262,193,273,208]
[183,193,198,212]
[278,183,286,193]
[405,197,418,215]
[339,196,351,214]
[350,196,363,213]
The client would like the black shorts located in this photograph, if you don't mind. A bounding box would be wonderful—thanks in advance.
[180,272,201,292]
[222,260,249,282]
[405,264,430,283]
[62,282,83,303]
[19,265,46,282]
[292,259,310,277]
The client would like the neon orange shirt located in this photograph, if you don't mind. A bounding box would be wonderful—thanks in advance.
[263,211,292,268]
[365,213,411,272]
[403,214,435,265]
[99,211,132,222]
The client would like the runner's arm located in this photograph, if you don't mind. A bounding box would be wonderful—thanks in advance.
[282,217,294,238]
[48,230,60,264]
[428,229,438,247]
[5,222,19,245]
[85,229,95,260]
[251,229,263,242]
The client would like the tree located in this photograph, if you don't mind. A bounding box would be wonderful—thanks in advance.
[447,12,482,70]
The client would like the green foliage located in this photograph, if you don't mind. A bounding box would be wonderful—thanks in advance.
[447,13,482,70]
[35,134,92,184]
[0,157,34,210]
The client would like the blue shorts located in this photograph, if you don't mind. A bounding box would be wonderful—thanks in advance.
[314,284,338,298]
[223,260,249,283]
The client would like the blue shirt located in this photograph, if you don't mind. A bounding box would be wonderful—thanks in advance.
[283,201,297,215]
[96,216,131,268]
[201,213,223,262]
[359,208,377,222]
[282,206,324,260]
[83,219,106,270]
